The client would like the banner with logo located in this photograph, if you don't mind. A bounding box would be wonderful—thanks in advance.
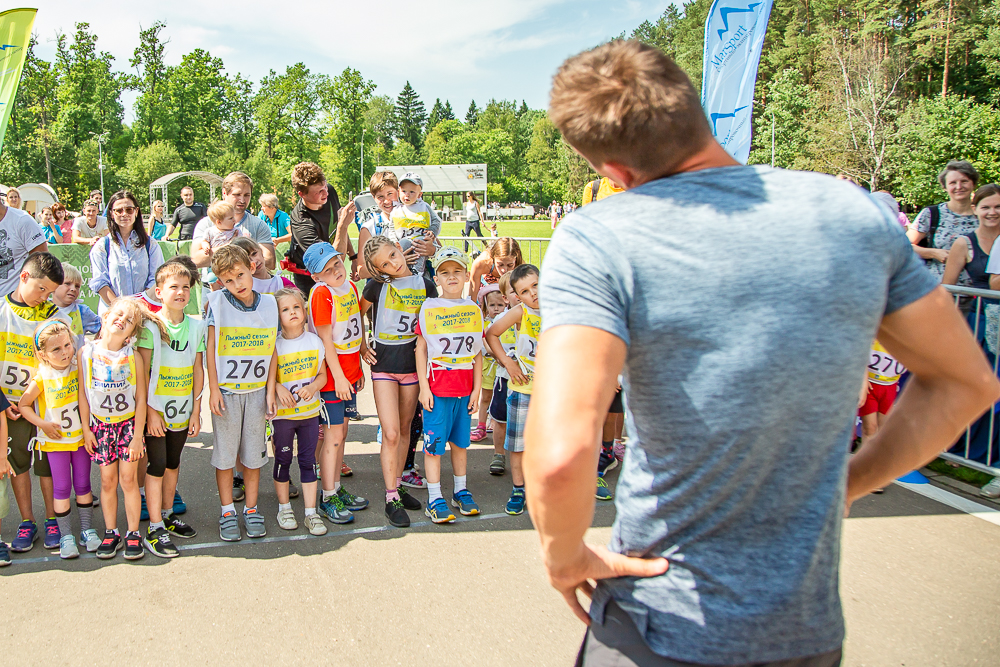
[700,0,774,164]
[0,9,36,155]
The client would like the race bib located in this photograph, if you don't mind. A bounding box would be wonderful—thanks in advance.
[1,332,35,398]
[275,350,322,419]
[868,342,905,385]
[155,365,196,430]
[217,327,276,392]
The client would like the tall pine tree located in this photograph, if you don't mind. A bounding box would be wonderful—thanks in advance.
[442,100,455,120]
[395,81,427,149]
[466,100,479,126]
[427,98,445,133]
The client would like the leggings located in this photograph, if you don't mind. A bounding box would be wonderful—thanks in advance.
[406,407,421,470]
[145,429,188,477]
[272,417,319,483]
[48,448,92,500]
[463,220,484,252]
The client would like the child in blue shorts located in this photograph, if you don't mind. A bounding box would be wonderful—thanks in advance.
[415,247,484,524]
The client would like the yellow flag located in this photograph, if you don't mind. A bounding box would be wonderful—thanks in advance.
[0,8,37,154]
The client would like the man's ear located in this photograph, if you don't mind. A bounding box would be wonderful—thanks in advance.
[596,162,638,190]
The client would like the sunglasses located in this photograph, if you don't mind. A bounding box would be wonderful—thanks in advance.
[113,206,137,215]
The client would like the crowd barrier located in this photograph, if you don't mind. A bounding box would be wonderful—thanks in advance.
[942,284,1000,478]
[436,236,551,267]
[486,207,535,219]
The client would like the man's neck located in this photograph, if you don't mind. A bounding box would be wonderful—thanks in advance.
[302,197,323,212]
[163,306,185,325]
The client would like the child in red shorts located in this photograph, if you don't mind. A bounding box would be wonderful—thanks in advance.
[858,341,905,493]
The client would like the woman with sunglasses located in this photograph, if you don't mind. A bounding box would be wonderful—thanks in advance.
[88,191,165,315]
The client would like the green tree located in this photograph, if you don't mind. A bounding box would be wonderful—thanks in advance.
[748,69,815,168]
[121,140,184,194]
[324,67,376,193]
[364,95,396,168]
[130,21,171,145]
[395,82,427,149]
[165,49,230,165]
[427,98,445,133]
[465,100,479,126]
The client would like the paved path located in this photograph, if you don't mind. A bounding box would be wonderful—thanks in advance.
[1,386,997,666]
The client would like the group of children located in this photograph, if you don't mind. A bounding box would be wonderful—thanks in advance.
[0,169,570,566]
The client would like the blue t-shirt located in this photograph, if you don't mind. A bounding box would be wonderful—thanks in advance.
[263,209,290,240]
[539,165,937,665]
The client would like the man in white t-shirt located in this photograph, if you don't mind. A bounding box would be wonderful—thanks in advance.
[70,199,109,245]
[191,172,275,270]
[0,199,48,296]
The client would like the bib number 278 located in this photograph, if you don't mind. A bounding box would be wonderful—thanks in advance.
[225,359,267,381]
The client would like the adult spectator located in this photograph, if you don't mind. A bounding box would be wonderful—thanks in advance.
[37,207,63,244]
[288,162,350,293]
[191,172,275,271]
[51,202,73,240]
[527,40,999,667]
[258,193,291,246]
[462,191,486,251]
[581,177,625,205]
[4,187,22,210]
[165,186,207,241]
[146,199,167,240]
[70,199,109,245]
[0,193,47,296]
[907,160,980,283]
[89,190,163,315]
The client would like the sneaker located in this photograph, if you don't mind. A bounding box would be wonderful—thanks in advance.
[59,533,79,559]
[489,453,506,476]
[980,476,1000,498]
[0,542,9,567]
[43,518,60,550]
[124,531,144,560]
[96,531,122,559]
[80,528,102,552]
[304,513,327,536]
[243,508,266,538]
[425,498,456,524]
[341,462,354,477]
[10,521,37,552]
[144,526,179,558]
[337,485,368,510]
[140,494,149,521]
[451,489,480,516]
[385,499,410,528]
[400,469,426,489]
[470,425,488,442]
[277,507,297,530]
[232,477,246,502]
[319,494,354,524]
[288,482,300,499]
[398,486,422,511]
[163,514,197,539]
[596,476,614,501]
[172,490,187,516]
[598,447,618,476]
[505,488,526,515]
[613,439,626,463]
[219,511,241,542]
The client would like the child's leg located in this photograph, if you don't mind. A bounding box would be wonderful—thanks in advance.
[118,459,141,533]
[272,419,295,505]
[8,418,36,522]
[329,422,348,487]
[48,450,72,516]
[100,461,120,530]
[493,422,507,455]
[145,433,167,525]
[160,430,186,516]
[137,455,147,494]
[424,453,442,487]
[860,413,878,446]
[10,472,34,523]
[38,471,55,521]
[242,466,261,508]
[450,446,468,479]
[70,447,93,534]
[477,388,492,430]
[216,468,234,505]
[396,385,420,483]
[374,380,403,494]
[614,413,624,441]
[296,418,320,510]
[510,451,525,486]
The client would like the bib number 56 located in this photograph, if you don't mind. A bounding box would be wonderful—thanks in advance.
[395,314,417,334]
[225,359,268,381]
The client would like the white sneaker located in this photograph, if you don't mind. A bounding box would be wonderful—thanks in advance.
[304,513,327,536]
[59,533,79,559]
[276,507,297,530]
[80,528,101,553]
[980,476,1000,498]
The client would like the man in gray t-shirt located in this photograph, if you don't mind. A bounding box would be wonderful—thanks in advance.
[525,41,1000,667]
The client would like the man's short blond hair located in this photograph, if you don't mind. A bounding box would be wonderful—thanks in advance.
[222,171,253,194]
[292,162,326,195]
[211,244,252,278]
[207,201,235,223]
[549,40,711,175]
[369,170,399,196]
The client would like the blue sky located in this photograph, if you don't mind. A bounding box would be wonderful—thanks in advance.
[30,0,671,122]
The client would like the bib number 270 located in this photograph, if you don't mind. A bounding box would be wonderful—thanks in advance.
[225,359,267,381]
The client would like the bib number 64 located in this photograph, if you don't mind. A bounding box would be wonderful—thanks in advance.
[225,359,268,381]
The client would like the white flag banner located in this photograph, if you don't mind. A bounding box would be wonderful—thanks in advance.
[700,0,774,164]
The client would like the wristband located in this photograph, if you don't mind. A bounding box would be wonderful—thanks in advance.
[348,252,358,260]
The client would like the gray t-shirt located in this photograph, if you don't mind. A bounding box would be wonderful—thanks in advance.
[0,206,47,296]
[539,166,937,665]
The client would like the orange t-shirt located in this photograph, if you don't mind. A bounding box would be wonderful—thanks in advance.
[309,282,363,389]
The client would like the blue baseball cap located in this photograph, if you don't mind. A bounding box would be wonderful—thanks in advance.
[303,242,342,274]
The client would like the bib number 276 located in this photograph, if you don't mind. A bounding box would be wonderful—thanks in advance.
[225,359,267,381]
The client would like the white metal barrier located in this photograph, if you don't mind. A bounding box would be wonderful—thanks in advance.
[436,236,551,267]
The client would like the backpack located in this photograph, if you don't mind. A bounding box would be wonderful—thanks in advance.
[917,205,940,248]
[586,179,601,205]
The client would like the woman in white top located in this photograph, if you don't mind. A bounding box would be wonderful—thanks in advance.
[462,191,487,252]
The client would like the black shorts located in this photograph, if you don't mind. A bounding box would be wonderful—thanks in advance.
[489,377,508,423]
[609,388,624,414]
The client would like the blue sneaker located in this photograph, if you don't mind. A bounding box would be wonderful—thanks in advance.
[451,489,480,516]
[424,498,456,524]
[505,488,526,515]
[596,476,614,501]
[10,521,37,552]
[140,494,149,521]
[319,494,354,524]
[172,490,186,515]
[0,541,10,566]
[43,518,60,549]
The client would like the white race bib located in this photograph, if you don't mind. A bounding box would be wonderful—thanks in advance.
[374,275,427,346]
[418,297,483,370]
[210,291,278,393]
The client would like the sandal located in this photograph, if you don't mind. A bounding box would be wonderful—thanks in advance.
[470,426,488,442]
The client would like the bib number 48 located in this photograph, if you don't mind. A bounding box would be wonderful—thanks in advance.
[225,359,268,381]
[99,393,130,413]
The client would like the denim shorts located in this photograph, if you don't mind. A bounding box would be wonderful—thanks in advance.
[318,379,362,426]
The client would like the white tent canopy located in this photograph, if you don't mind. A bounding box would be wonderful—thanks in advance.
[377,164,487,196]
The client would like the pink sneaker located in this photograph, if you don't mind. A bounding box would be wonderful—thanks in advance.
[613,439,626,463]
[401,469,426,489]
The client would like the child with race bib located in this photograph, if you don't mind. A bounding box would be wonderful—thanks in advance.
[136,261,205,557]
[206,245,278,542]
[472,285,506,445]
[303,242,369,525]
[361,235,438,528]
[487,273,520,477]
[79,297,160,561]
[1,252,63,554]
[390,172,441,277]
[232,236,294,294]
[857,341,906,494]
[267,287,327,535]
[18,320,96,559]
[52,264,101,349]
[485,264,541,516]
[414,247,484,524]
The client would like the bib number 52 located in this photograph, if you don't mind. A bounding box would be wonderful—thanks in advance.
[4,367,30,389]
[225,359,268,381]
